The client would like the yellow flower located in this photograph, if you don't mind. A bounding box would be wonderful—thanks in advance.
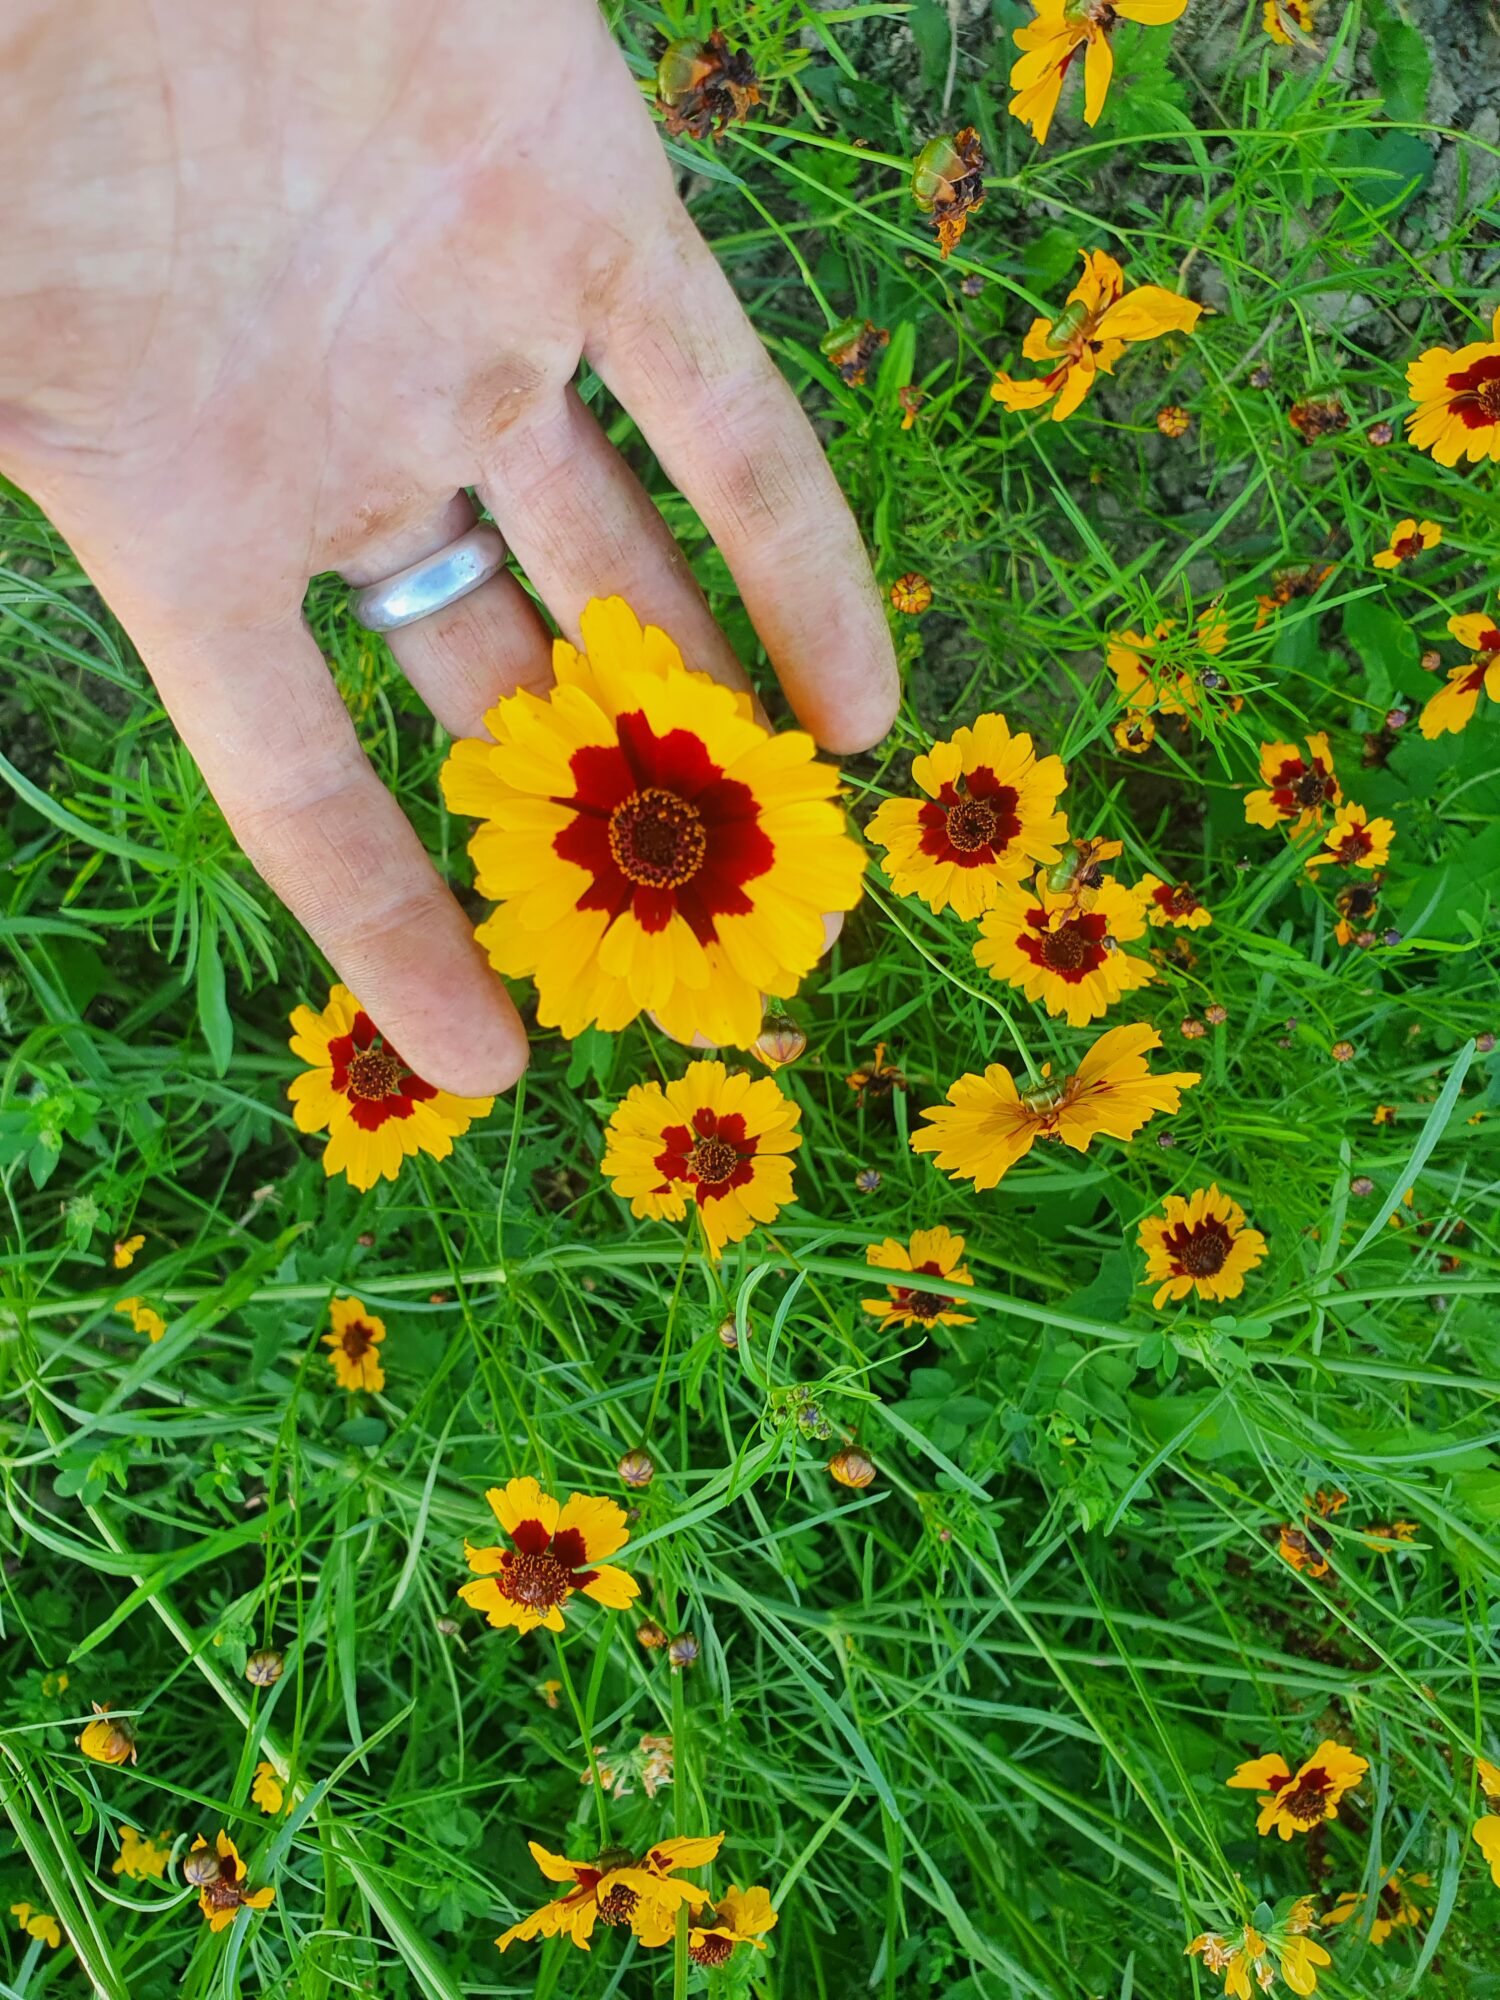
[251,1762,285,1815]
[288,984,491,1193]
[682,1885,779,1967]
[78,1702,137,1766]
[1476,1814,1500,1886]
[992,249,1202,422]
[459,1476,639,1636]
[865,713,1068,921]
[497,1833,721,1953]
[1135,874,1212,929]
[441,596,864,1050]
[1113,714,1156,754]
[1326,1868,1432,1945]
[1109,608,1232,718]
[1373,518,1441,569]
[1138,1184,1267,1308]
[112,1234,145,1269]
[890,572,934,614]
[862,1226,975,1329]
[1277,1931,1333,1995]
[10,1903,62,1951]
[912,1022,1198,1190]
[1226,1739,1368,1839]
[1244,734,1341,831]
[1263,0,1315,44]
[600,1059,800,1261]
[1189,1918,1331,1999]
[113,1826,172,1880]
[191,1832,275,1931]
[974,866,1152,1026]
[322,1296,386,1393]
[1406,306,1500,465]
[1305,803,1394,873]
[1419,607,1500,738]
[114,1296,167,1343]
[1008,0,1189,146]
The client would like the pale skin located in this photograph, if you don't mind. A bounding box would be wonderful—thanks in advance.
[0,0,899,1093]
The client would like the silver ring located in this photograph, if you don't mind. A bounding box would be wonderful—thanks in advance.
[351,523,507,632]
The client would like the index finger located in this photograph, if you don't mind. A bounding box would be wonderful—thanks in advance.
[586,213,900,756]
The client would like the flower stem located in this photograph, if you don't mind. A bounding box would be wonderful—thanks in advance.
[551,1633,609,1848]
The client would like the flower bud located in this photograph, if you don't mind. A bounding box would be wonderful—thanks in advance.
[182,1845,222,1887]
[636,1619,668,1650]
[667,1632,700,1670]
[717,1315,740,1349]
[617,1449,655,1489]
[829,1447,877,1490]
[752,1016,807,1070]
[245,1648,284,1688]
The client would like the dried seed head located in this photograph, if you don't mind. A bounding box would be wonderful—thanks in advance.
[855,1168,883,1193]
[1205,1004,1228,1026]
[1477,1032,1496,1053]
[829,1447,877,1490]
[617,1449,656,1489]
[1250,363,1274,389]
[960,271,986,297]
[1386,707,1408,730]
[1180,1018,1207,1040]
[1420,649,1442,673]
[244,1648,284,1688]
[636,1619,669,1650]
[667,1632,700,1670]
[1366,419,1395,445]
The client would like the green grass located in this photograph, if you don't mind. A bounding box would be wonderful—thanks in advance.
[4,1,1500,1994]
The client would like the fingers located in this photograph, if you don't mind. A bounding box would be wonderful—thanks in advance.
[144,613,529,1098]
[585,215,900,756]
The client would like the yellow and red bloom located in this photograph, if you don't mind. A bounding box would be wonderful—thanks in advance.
[251,1763,286,1815]
[1109,609,1232,718]
[862,1226,975,1329]
[1263,0,1315,44]
[1326,1869,1433,1945]
[288,984,492,1192]
[1226,1739,1368,1839]
[1113,714,1156,754]
[498,1834,721,1953]
[191,1832,275,1931]
[442,598,863,1050]
[113,1826,172,1881]
[1407,306,1500,466]
[78,1703,137,1766]
[890,572,934,614]
[974,866,1153,1026]
[322,1295,386,1393]
[1008,0,1189,147]
[645,1884,777,1965]
[1136,874,1212,930]
[1373,518,1442,570]
[1306,803,1394,873]
[10,1904,62,1951]
[909,128,985,256]
[912,1023,1198,1190]
[600,1060,800,1261]
[1475,1759,1500,1886]
[1419,608,1500,738]
[1138,1185,1267,1308]
[112,1234,144,1270]
[865,713,1067,921]
[460,1477,638,1636]
[991,249,1202,422]
[114,1296,167,1343]
[1244,734,1341,831]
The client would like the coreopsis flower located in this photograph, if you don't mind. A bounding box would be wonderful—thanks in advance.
[79,1702,137,1766]
[191,1832,275,1931]
[1419,608,1500,738]
[890,572,933,615]
[912,1023,1198,1190]
[1474,1759,1500,1886]
[1326,1869,1432,1944]
[1187,1918,1331,1998]
[1138,1185,1267,1307]
[1109,608,1232,718]
[1263,0,1315,43]
[865,713,1068,920]
[600,1060,800,1260]
[1008,0,1189,146]
[288,985,492,1192]
[322,1295,386,1392]
[1136,875,1212,929]
[1157,403,1191,437]
[821,317,889,387]
[974,867,1153,1026]
[1335,878,1381,946]
[112,1234,144,1269]
[1114,714,1156,754]
[1255,562,1335,629]
[1244,734,1341,832]
[113,1826,172,1880]
[1305,803,1394,873]
[639,1884,777,1964]
[1373,518,1441,569]
[655,32,759,140]
[846,1043,906,1105]
[114,1296,167,1343]
[910,128,985,256]
[442,598,864,1049]
[497,1833,722,1953]
[991,250,1202,422]
[1407,305,1500,465]
[862,1225,976,1329]
[251,1762,285,1815]
[1276,1520,1333,1579]
[460,1477,638,1635]
[10,1904,62,1951]
[1226,1739,1368,1839]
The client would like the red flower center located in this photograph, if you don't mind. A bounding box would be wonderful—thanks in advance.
[328,1012,438,1131]
[1272,1768,1333,1822]
[918,771,1023,870]
[1018,909,1110,981]
[1447,353,1500,427]
[1331,824,1372,864]
[341,1319,376,1362]
[1155,882,1199,918]
[690,1935,736,1968]
[655,1107,759,1206]
[1392,534,1421,561]
[1291,768,1333,808]
[498,1547,574,1612]
[1163,1218,1232,1278]
[608,787,708,890]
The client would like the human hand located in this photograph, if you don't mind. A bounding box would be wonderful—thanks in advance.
[0,0,897,1092]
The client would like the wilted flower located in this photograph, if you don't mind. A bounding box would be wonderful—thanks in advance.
[992,250,1202,423]
[820,317,889,386]
[910,128,985,256]
[1288,396,1349,443]
[655,32,759,139]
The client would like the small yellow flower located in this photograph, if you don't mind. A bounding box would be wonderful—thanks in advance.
[890,572,934,614]
[1305,802,1395,873]
[1263,0,1316,45]
[191,1831,276,1931]
[992,249,1202,422]
[322,1296,386,1393]
[1407,305,1500,466]
[862,1226,975,1330]
[1135,874,1212,930]
[113,1826,172,1881]
[459,1477,640,1636]
[1326,1868,1433,1945]
[1419,607,1500,739]
[251,1762,285,1815]
[538,1679,562,1709]
[1113,714,1156,754]
[1138,1185,1267,1308]
[1008,0,1189,146]
[497,1833,722,1953]
[114,1296,167,1343]
[10,1903,62,1951]
[1226,1738,1368,1839]
[112,1234,145,1269]
[682,1884,779,1968]
[78,1702,137,1766]
[1372,1103,1396,1124]
[1245,734,1341,831]
[1373,518,1441,569]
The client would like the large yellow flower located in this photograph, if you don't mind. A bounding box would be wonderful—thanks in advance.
[991,249,1202,422]
[862,1226,975,1329]
[1326,1869,1432,1946]
[288,984,492,1191]
[1407,306,1500,465]
[1139,1185,1266,1308]
[864,713,1068,919]
[322,1296,386,1393]
[191,1831,275,1932]
[1305,803,1394,874]
[912,1023,1198,1190]
[1008,0,1189,146]
[1244,734,1341,832]
[497,1833,721,1954]
[636,1883,779,1964]
[600,1059,800,1260]
[459,1476,639,1636]
[1419,607,1500,738]
[1226,1739,1368,1839]
[441,597,864,1049]
[1474,1758,1500,1886]
[974,867,1152,1026]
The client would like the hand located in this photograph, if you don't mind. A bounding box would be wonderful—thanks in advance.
[0,0,898,1093]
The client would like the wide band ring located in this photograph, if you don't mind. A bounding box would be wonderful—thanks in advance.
[351,523,507,633]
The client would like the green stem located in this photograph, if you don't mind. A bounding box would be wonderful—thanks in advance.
[551,1632,609,1848]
